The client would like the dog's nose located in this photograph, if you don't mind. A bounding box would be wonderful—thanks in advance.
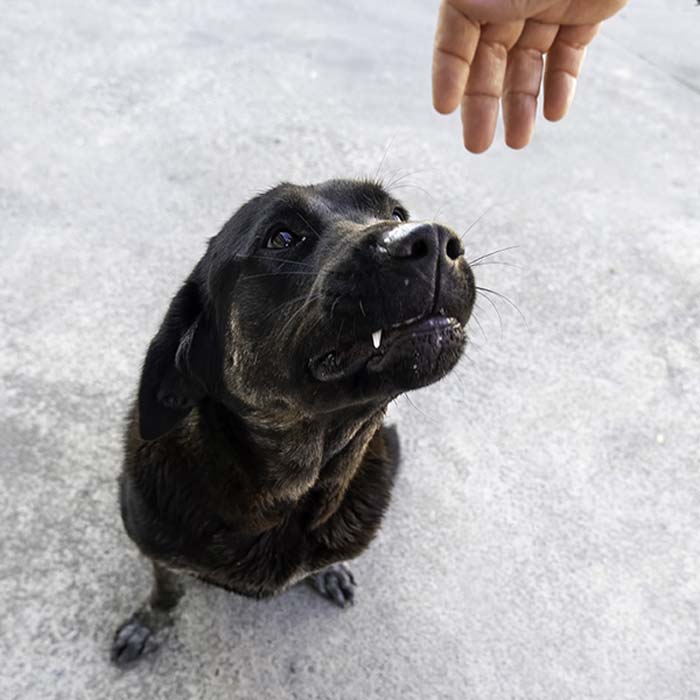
[378,223,464,263]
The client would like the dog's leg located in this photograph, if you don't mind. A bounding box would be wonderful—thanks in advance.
[306,562,356,608]
[111,561,184,667]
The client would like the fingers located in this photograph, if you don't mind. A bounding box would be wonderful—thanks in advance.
[461,20,523,153]
[543,23,600,122]
[434,3,612,151]
[432,1,481,114]
[502,20,559,149]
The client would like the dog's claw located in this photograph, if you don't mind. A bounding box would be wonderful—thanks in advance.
[307,563,356,608]
[111,610,168,667]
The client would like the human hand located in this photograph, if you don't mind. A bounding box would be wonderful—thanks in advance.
[432,0,628,153]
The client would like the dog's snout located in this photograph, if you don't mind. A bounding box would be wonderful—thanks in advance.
[380,223,436,260]
[378,223,464,264]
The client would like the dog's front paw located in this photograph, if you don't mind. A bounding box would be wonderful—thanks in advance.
[307,562,356,608]
[111,608,170,667]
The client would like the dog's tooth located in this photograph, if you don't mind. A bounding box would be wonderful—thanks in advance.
[372,330,382,349]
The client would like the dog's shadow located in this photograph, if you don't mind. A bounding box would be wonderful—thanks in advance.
[106,527,410,682]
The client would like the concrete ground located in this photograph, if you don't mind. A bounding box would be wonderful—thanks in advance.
[1,1,698,698]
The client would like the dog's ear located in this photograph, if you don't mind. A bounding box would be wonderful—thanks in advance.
[137,277,214,441]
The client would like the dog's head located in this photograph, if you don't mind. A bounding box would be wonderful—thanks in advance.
[138,179,475,440]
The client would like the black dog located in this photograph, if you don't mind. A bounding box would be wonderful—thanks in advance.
[112,179,475,665]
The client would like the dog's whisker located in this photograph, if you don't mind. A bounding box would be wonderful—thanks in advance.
[297,212,322,241]
[471,260,521,270]
[380,166,407,191]
[460,352,476,369]
[466,337,483,353]
[374,133,398,183]
[476,286,528,328]
[261,293,315,321]
[330,296,342,321]
[241,271,320,281]
[469,310,488,341]
[402,394,441,428]
[387,182,434,200]
[430,198,452,224]
[239,254,317,269]
[381,167,436,194]
[459,204,497,242]
[468,245,520,266]
[335,317,346,350]
[279,292,325,343]
[450,365,471,393]
[476,290,504,334]
[295,311,326,343]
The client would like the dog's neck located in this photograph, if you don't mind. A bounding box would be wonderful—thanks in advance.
[200,397,387,503]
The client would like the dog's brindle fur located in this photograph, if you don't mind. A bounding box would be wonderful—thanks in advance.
[113,179,475,665]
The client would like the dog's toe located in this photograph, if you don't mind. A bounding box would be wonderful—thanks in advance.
[111,613,161,667]
[307,563,356,608]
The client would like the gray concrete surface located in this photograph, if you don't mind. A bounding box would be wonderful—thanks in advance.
[1,1,699,698]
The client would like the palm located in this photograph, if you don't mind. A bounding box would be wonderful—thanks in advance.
[432,0,628,152]
[534,0,626,24]
[469,0,626,24]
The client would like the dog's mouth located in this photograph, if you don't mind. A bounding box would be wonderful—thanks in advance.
[308,313,466,385]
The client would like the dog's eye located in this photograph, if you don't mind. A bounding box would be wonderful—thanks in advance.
[391,208,406,222]
[266,230,305,249]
